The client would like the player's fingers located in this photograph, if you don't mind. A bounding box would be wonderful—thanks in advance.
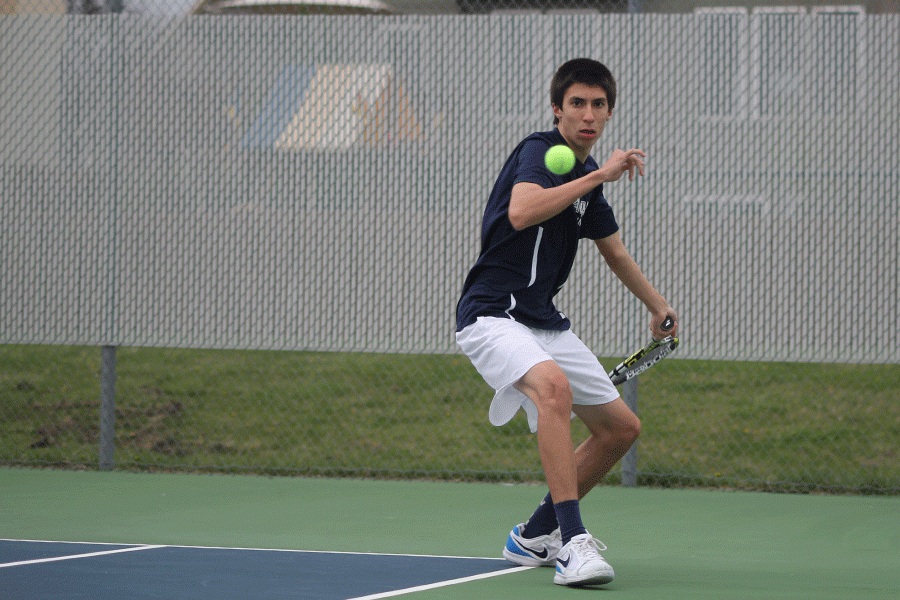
[653,313,677,337]
[626,154,644,180]
[625,152,644,167]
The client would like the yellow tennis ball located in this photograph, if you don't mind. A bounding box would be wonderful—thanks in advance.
[545,144,576,175]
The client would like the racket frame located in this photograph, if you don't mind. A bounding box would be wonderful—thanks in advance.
[607,335,679,386]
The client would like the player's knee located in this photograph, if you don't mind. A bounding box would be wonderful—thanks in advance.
[534,373,574,419]
[620,415,641,445]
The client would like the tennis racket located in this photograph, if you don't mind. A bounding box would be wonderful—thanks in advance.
[607,317,679,386]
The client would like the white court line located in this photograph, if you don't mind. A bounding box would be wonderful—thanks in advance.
[0,544,165,568]
[345,566,534,600]
[0,539,507,561]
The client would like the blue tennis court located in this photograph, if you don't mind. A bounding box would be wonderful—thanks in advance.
[0,539,524,600]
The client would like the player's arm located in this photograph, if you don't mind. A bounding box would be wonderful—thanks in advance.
[594,231,677,339]
[508,174,604,231]
[509,148,646,231]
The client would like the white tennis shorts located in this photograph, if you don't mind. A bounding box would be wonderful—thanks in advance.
[455,316,619,433]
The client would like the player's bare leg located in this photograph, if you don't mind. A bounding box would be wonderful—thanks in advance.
[502,362,623,586]
[514,360,578,502]
[572,400,641,499]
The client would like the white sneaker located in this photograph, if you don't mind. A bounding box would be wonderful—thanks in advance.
[502,523,562,567]
[553,533,615,586]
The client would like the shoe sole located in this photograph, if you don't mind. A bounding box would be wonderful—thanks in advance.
[553,571,615,587]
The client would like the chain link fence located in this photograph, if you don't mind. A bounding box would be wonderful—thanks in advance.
[1,5,898,493]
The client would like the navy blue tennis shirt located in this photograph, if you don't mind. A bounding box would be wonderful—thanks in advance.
[456,129,619,332]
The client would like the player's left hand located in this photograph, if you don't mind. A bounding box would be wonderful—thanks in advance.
[623,148,646,181]
[600,148,646,182]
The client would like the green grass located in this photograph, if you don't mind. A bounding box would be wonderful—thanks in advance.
[1,345,898,494]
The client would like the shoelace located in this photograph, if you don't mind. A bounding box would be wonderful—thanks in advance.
[574,536,608,558]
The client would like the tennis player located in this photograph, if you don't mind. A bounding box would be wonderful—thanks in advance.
[455,58,678,587]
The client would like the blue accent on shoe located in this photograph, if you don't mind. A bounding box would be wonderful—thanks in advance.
[505,526,529,557]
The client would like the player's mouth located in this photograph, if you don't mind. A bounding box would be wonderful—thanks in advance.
[578,129,597,139]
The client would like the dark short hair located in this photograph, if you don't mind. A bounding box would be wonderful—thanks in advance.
[550,58,617,125]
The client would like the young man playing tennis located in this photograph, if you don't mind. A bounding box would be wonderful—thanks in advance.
[456,58,677,587]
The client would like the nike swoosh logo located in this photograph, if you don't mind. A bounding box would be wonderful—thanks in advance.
[558,556,571,567]
[516,541,549,559]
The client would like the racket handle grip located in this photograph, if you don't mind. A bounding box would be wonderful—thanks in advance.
[661,316,674,331]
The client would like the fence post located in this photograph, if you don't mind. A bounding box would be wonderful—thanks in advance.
[99,346,117,470]
[620,377,638,486]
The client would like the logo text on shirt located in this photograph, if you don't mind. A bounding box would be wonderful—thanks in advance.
[572,198,587,226]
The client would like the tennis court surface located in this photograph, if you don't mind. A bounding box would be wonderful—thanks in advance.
[2,468,898,599]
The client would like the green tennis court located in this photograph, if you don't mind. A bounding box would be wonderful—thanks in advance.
[2,468,897,599]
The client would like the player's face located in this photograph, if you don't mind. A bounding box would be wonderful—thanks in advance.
[553,83,612,157]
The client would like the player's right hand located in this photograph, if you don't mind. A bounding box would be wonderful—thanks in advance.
[651,309,677,340]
